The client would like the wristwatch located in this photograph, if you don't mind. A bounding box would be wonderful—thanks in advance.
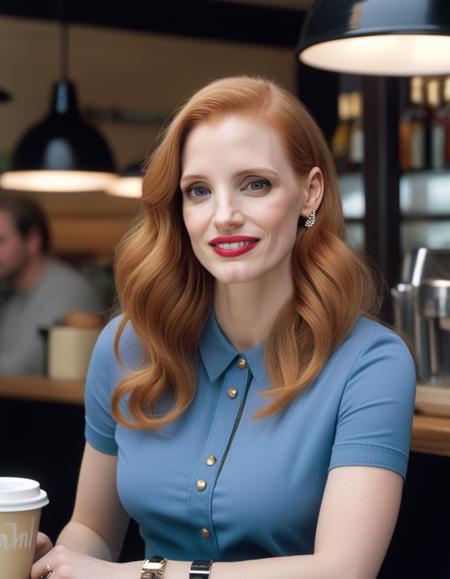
[141,556,167,579]
[189,560,213,578]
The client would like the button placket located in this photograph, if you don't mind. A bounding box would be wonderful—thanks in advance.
[188,357,251,558]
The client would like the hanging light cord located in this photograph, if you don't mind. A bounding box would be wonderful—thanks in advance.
[58,0,69,81]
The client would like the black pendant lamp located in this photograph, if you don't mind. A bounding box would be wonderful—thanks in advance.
[297,0,450,76]
[1,1,116,192]
[106,161,143,198]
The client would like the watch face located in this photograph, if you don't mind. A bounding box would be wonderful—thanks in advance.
[148,556,164,565]
[142,558,166,577]
[145,562,163,570]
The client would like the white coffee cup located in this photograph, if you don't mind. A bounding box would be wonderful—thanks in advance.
[48,326,100,380]
[0,478,49,579]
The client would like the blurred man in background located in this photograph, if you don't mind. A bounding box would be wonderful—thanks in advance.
[0,193,102,375]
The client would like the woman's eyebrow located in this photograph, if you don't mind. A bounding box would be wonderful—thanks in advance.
[179,174,206,187]
[180,167,279,186]
[234,168,279,179]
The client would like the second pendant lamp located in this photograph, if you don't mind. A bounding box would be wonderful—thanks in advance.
[1,0,116,192]
[297,0,450,76]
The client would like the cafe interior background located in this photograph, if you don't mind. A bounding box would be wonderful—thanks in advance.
[1,1,450,577]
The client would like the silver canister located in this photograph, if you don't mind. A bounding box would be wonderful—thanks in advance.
[416,279,450,384]
[392,248,450,385]
[391,282,415,346]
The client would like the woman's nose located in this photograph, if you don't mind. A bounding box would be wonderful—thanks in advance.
[212,194,244,229]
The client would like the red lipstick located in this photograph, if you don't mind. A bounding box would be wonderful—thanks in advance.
[209,236,259,257]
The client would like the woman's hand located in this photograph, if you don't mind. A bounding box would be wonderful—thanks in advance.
[31,545,140,579]
[34,532,53,563]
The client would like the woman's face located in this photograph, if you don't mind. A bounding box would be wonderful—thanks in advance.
[180,115,323,287]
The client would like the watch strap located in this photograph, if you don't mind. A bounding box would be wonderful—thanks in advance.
[189,560,213,578]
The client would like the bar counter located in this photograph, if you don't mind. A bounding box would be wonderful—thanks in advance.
[1,376,450,457]
[0,375,84,405]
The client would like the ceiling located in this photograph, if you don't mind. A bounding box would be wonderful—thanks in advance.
[224,0,313,8]
[0,0,308,47]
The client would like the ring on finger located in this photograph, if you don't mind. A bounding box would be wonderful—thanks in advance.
[39,563,53,579]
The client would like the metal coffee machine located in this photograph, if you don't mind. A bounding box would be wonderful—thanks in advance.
[392,248,450,385]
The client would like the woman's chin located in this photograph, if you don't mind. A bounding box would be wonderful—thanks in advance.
[210,265,260,286]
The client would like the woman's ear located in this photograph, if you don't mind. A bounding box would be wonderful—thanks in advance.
[300,167,324,219]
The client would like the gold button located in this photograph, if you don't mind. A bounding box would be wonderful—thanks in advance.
[206,455,217,466]
[227,387,238,399]
[237,357,247,369]
[196,479,207,492]
[201,528,210,539]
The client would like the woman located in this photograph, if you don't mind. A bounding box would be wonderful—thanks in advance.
[32,76,416,579]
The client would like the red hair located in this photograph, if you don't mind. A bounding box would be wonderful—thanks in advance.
[112,76,379,429]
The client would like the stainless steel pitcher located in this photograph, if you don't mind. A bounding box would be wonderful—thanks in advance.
[392,248,450,385]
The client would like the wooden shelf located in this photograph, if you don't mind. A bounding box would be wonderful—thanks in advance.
[0,376,84,405]
[411,414,450,458]
[415,384,450,418]
[16,191,142,259]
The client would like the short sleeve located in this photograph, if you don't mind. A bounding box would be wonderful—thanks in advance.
[84,317,122,455]
[329,331,416,479]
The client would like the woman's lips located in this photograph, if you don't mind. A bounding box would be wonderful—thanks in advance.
[209,236,260,257]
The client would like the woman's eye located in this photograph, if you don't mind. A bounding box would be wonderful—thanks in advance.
[245,179,270,193]
[185,185,210,199]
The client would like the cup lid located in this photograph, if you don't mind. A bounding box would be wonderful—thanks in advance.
[0,478,49,512]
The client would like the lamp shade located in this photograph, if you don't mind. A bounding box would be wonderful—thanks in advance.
[297,0,450,76]
[1,81,117,192]
[107,161,143,198]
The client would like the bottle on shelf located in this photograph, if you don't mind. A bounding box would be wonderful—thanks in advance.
[331,92,352,173]
[427,77,444,170]
[432,76,450,170]
[347,91,364,173]
[399,76,430,172]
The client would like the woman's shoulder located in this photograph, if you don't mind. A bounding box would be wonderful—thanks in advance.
[94,314,143,367]
[347,316,409,347]
[333,315,415,370]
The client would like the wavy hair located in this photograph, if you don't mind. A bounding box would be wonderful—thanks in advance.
[111,76,380,429]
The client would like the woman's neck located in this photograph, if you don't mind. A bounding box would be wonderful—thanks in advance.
[214,276,294,352]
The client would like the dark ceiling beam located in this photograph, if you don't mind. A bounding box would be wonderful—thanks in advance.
[0,0,305,47]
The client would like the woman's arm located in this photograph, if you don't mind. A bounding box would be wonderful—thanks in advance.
[55,442,130,560]
[31,442,134,579]
[313,466,402,577]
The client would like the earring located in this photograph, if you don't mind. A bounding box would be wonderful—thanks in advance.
[304,209,316,229]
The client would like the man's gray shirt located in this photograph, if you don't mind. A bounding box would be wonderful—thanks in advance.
[0,258,102,375]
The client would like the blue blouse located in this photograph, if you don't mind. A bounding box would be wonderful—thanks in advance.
[85,312,416,561]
